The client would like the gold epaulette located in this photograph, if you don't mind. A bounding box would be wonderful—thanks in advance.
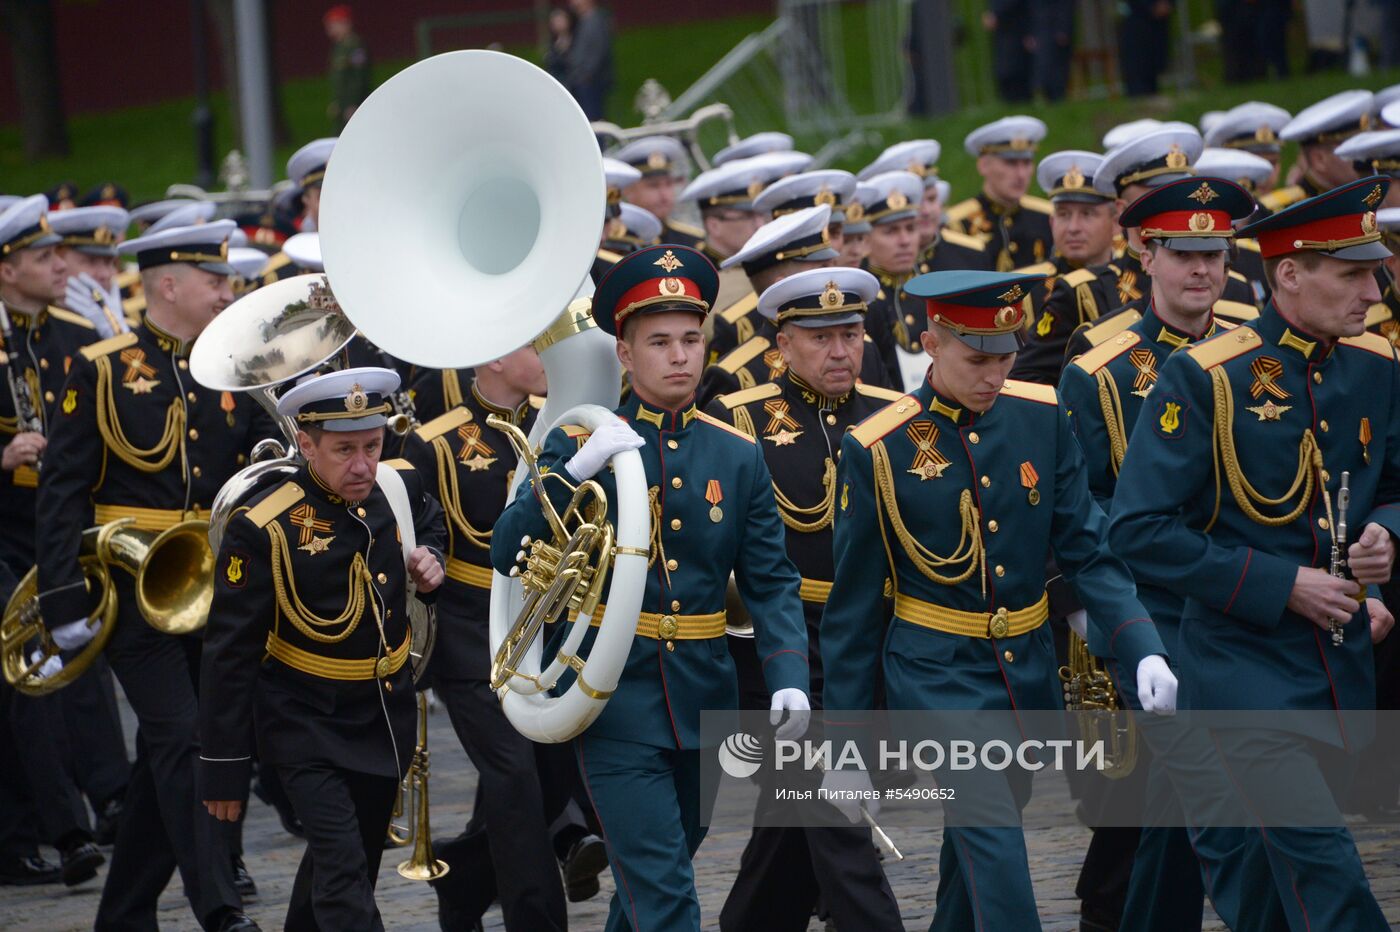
[1019,195,1053,214]
[596,248,624,265]
[1186,328,1261,369]
[1236,237,1261,254]
[382,458,414,472]
[528,394,545,409]
[259,252,292,284]
[1228,270,1248,284]
[123,295,145,319]
[1339,331,1398,361]
[856,383,906,401]
[78,331,138,362]
[560,424,592,439]
[1073,330,1141,374]
[665,218,705,238]
[1213,299,1259,322]
[695,410,756,443]
[939,229,988,252]
[1366,302,1394,328]
[1062,268,1097,289]
[719,290,759,324]
[944,198,982,226]
[246,481,306,528]
[852,395,920,448]
[1259,185,1304,212]
[1014,260,1057,277]
[1081,310,1142,347]
[116,269,141,291]
[45,306,95,330]
[414,406,473,442]
[716,336,771,374]
[999,379,1058,405]
[714,382,781,409]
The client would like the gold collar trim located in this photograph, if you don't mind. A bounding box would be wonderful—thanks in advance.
[1277,327,1317,360]
[143,317,190,356]
[306,465,346,505]
[928,394,963,423]
[471,380,529,426]
[787,370,851,409]
[634,401,698,429]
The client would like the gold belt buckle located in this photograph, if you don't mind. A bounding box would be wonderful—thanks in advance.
[989,607,1010,639]
[375,655,392,679]
[658,615,679,639]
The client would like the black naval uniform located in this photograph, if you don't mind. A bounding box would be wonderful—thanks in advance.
[698,323,894,410]
[662,217,707,251]
[37,319,277,929]
[402,386,571,931]
[707,371,905,931]
[200,459,445,932]
[943,192,1054,271]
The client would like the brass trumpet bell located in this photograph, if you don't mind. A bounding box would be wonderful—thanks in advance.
[101,518,216,636]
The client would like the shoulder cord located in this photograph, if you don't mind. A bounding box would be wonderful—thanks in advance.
[731,405,757,439]
[773,456,836,533]
[431,435,492,550]
[94,355,184,473]
[871,440,985,593]
[1095,368,1129,475]
[266,519,377,644]
[442,370,464,410]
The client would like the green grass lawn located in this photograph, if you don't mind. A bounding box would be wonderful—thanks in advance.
[0,8,1394,204]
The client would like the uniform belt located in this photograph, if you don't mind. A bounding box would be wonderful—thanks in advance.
[12,466,37,489]
[588,604,727,640]
[799,577,832,603]
[264,630,411,681]
[93,503,206,532]
[894,591,1049,639]
[445,556,493,589]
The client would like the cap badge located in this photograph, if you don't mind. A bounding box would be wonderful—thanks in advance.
[1363,185,1384,208]
[646,151,668,171]
[997,284,1025,304]
[653,249,683,273]
[1254,125,1276,144]
[345,383,368,413]
[815,185,837,207]
[659,277,684,296]
[907,160,928,177]
[1063,165,1086,190]
[1165,145,1189,170]
[1009,137,1032,151]
[886,189,909,210]
[1189,212,1217,233]
[1188,182,1220,205]
[1362,211,1379,235]
[820,281,843,308]
[995,306,1020,328]
[747,180,765,201]
[845,202,865,222]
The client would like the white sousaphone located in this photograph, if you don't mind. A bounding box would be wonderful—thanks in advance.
[318,49,649,743]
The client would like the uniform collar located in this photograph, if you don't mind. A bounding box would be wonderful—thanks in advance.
[702,242,728,266]
[979,190,1019,217]
[1143,299,1215,350]
[865,261,914,290]
[471,380,530,426]
[142,316,191,356]
[916,378,968,425]
[1257,303,1330,361]
[1,303,45,331]
[304,464,348,505]
[784,368,852,409]
[621,391,698,432]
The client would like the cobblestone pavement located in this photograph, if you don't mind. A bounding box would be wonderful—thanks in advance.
[4,693,1398,931]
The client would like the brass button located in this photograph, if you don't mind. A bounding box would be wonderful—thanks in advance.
[236,454,247,465]
[188,428,199,441]
[671,600,681,612]
[988,519,999,533]
[1319,420,1328,433]
[356,507,367,517]
[377,572,388,584]
[191,466,202,478]
[1313,371,1322,384]
[1318,517,1329,530]
[666,559,678,571]
[666,642,675,652]
[980,475,990,488]
[1003,650,1015,663]
[904,314,916,325]
[187,391,197,402]
[178,359,188,370]
[995,565,1005,577]
[670,518,682,531]
[671,477,683,489]
[969,432,980,444]
[667,439,679,449]
[43,390,54,403]
[826,414,837,426]
[38,358,48,370]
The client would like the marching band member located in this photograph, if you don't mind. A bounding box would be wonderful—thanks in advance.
[612,136,705,251]
[260,138,337,287]
[491,244,811,931]
[859,139,946,254]
[1267,90,1372,212]
[49,205,131,337]
[201,367,445,932]
[944,116,1054,271]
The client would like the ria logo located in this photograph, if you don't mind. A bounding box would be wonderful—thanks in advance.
[717,732,764,778]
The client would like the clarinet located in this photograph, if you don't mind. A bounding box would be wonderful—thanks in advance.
[0,308,43,470]
[1328,471,1351,647]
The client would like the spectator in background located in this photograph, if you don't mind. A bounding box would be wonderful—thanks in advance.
[1216,0,1291,82]
[324,5,371,131]
[1118,0,1174,96]
[545,7,576,89]
[983,0,1032,102]
[1030,0,1075,101]
[565,0,613,120]
[1378,0,1400,69]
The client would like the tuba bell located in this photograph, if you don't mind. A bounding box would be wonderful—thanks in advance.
[319,50,650,744]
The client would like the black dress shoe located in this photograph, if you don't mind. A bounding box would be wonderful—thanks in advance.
[0,855,63,886]
[233,856,257,898]
[213,910,262,932]
[60,840,104,886]
[562,833,608,903]
[94,796,124,846]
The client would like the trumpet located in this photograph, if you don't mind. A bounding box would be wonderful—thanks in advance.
[396,692,448,881]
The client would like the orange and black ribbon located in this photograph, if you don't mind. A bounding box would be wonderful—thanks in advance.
[457,423,495,462]
[762,399,801,436]
[1128,348,1157,394]
[906,421,950,476]
[289,503,333,548]
[1248,357,1289,400]
[119,347,156,383]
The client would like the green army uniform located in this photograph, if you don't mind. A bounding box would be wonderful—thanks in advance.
[329,32,371,132]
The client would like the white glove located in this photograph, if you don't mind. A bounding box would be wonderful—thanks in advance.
[29,650,62,679]
[51,618,99,652]
[1066,609,1089,640]
[564,419,644,482]
[769,688,810,741]
[65,273,126,338]
[1136,654,1177,715]
[820,767,878,824]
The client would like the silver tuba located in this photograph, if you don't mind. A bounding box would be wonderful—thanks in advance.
[319,49,650,743]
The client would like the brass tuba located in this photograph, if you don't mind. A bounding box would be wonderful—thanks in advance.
[319,50,650,744]
[1059,630,1137,778]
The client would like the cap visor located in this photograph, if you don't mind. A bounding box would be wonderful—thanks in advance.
[954,329,1025,354]
[1159,237,1233,252]
[320,414,389,432]
[786,311,866,329]
[1325,241,1396,261]
[873,209,918,225]
[1052,193,1114,206]
[197,261,237,276]
[74,245,120,258]
[797,246,840,263]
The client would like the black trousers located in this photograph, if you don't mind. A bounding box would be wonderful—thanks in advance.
[0,681,92,847]
[95,583,239,931]
[1118,12,1171,96]
[60,656,130,810]
[432,675,567,931]
[278,762,398,932]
